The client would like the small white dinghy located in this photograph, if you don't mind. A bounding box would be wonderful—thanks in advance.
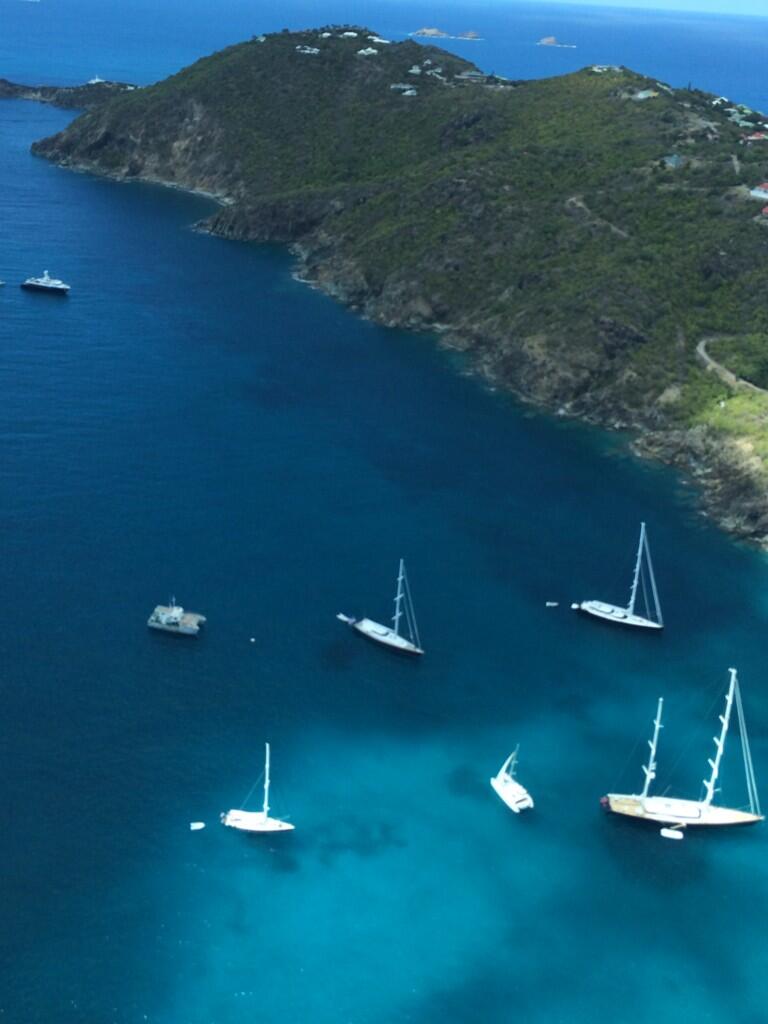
[490,746,534,813]
[221,742,295,834]
[337,558,423,656]
[572,521,663,631]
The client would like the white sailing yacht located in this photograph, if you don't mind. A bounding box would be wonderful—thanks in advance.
[490,746,534,813]
[602,668,763,838]
[221,742,295,833]
[337,558,424,655]
[572,521,663,630]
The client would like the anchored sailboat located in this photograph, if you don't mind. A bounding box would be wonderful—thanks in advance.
[572,521,663,630]
[490,746,534,813]
[221,742,295,833]
[602,668,763,838]
[337,558,424,655]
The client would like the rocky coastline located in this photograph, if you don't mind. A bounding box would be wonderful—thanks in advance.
[0,76,136,109]
[24,147,768,546]
[211,199,768,547]
[15,26,768,547]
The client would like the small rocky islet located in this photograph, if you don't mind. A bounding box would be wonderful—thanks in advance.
[18,25,768,545]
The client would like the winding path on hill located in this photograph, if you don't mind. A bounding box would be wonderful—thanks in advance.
[695,337,767,395]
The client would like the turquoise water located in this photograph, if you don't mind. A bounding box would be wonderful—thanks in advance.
[2,4,768,1022]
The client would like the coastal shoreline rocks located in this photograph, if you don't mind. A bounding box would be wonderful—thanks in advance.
[26,150,768,547]
[286,230,768,547]
[22,27,768,549]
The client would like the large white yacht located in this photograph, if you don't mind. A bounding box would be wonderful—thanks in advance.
[21,271,70,295]
[337,558,424,656]
[602,669,763,839]
[221,743,295,834]
[572,521,663,631]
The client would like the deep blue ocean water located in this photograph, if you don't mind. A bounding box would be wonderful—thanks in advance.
[1,3,768,1023]
[1,0,768,109]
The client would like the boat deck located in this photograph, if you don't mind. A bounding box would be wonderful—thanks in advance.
[352,617,424,655]
[575,600,662,630]
[606,793,763,826]
[147,606,206,635]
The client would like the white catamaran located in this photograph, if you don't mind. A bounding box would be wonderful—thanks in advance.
[221,742,295,833]
[490,746,534,813]
[602,668,763,839]
[337,558,424,655]
[572,521,663,630]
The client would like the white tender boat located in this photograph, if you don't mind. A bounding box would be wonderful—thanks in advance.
[337,558,424,655]
[572,521,663,630]
[221,742,294,834]
[602,668,763,839]
[490,746,534,813]
[20,270,70,294]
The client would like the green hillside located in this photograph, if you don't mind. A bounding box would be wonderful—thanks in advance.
[29,26,768,540]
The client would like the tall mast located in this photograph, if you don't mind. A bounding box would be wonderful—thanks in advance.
[734,672,761,816]
[392,559,405,637]
[401,561,421,649]
[263,742,271,817]
[643,527,663,626]
[628,523,645,616]
[640,697,664,800]
[703,669,736,806]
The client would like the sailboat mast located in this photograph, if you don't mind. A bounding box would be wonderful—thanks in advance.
[263,742,271,816]
[703,669,736,806]
[392,559,405,637]
[734,673,761,816]
[642,527,663,626]
[401,561,421,649]
[628,523,645,616]
[640,697,664,800]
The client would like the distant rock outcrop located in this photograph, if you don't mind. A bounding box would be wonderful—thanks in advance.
[411,27,481,40]
[537,36,576,49]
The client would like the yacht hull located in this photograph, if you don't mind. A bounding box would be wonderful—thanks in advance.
[220,810,295,832]
[349,617,423,655]
[490,774,534,813]
[603,793,763,827]
[20,282,69,294]
[574,601,662,630]
[147,606,206,635]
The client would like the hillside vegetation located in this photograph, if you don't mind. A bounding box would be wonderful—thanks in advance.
[0,77,135,109]
[29,26,768,541]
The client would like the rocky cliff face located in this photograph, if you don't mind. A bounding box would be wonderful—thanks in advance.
[26,26,768,544]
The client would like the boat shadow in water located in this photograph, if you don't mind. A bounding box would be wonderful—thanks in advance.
[446,764,488,801]
[311,815,407,866]
[598,812,716,888]
[224,816,407,869]
[318,639,357,672]
[225,829,302,874]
